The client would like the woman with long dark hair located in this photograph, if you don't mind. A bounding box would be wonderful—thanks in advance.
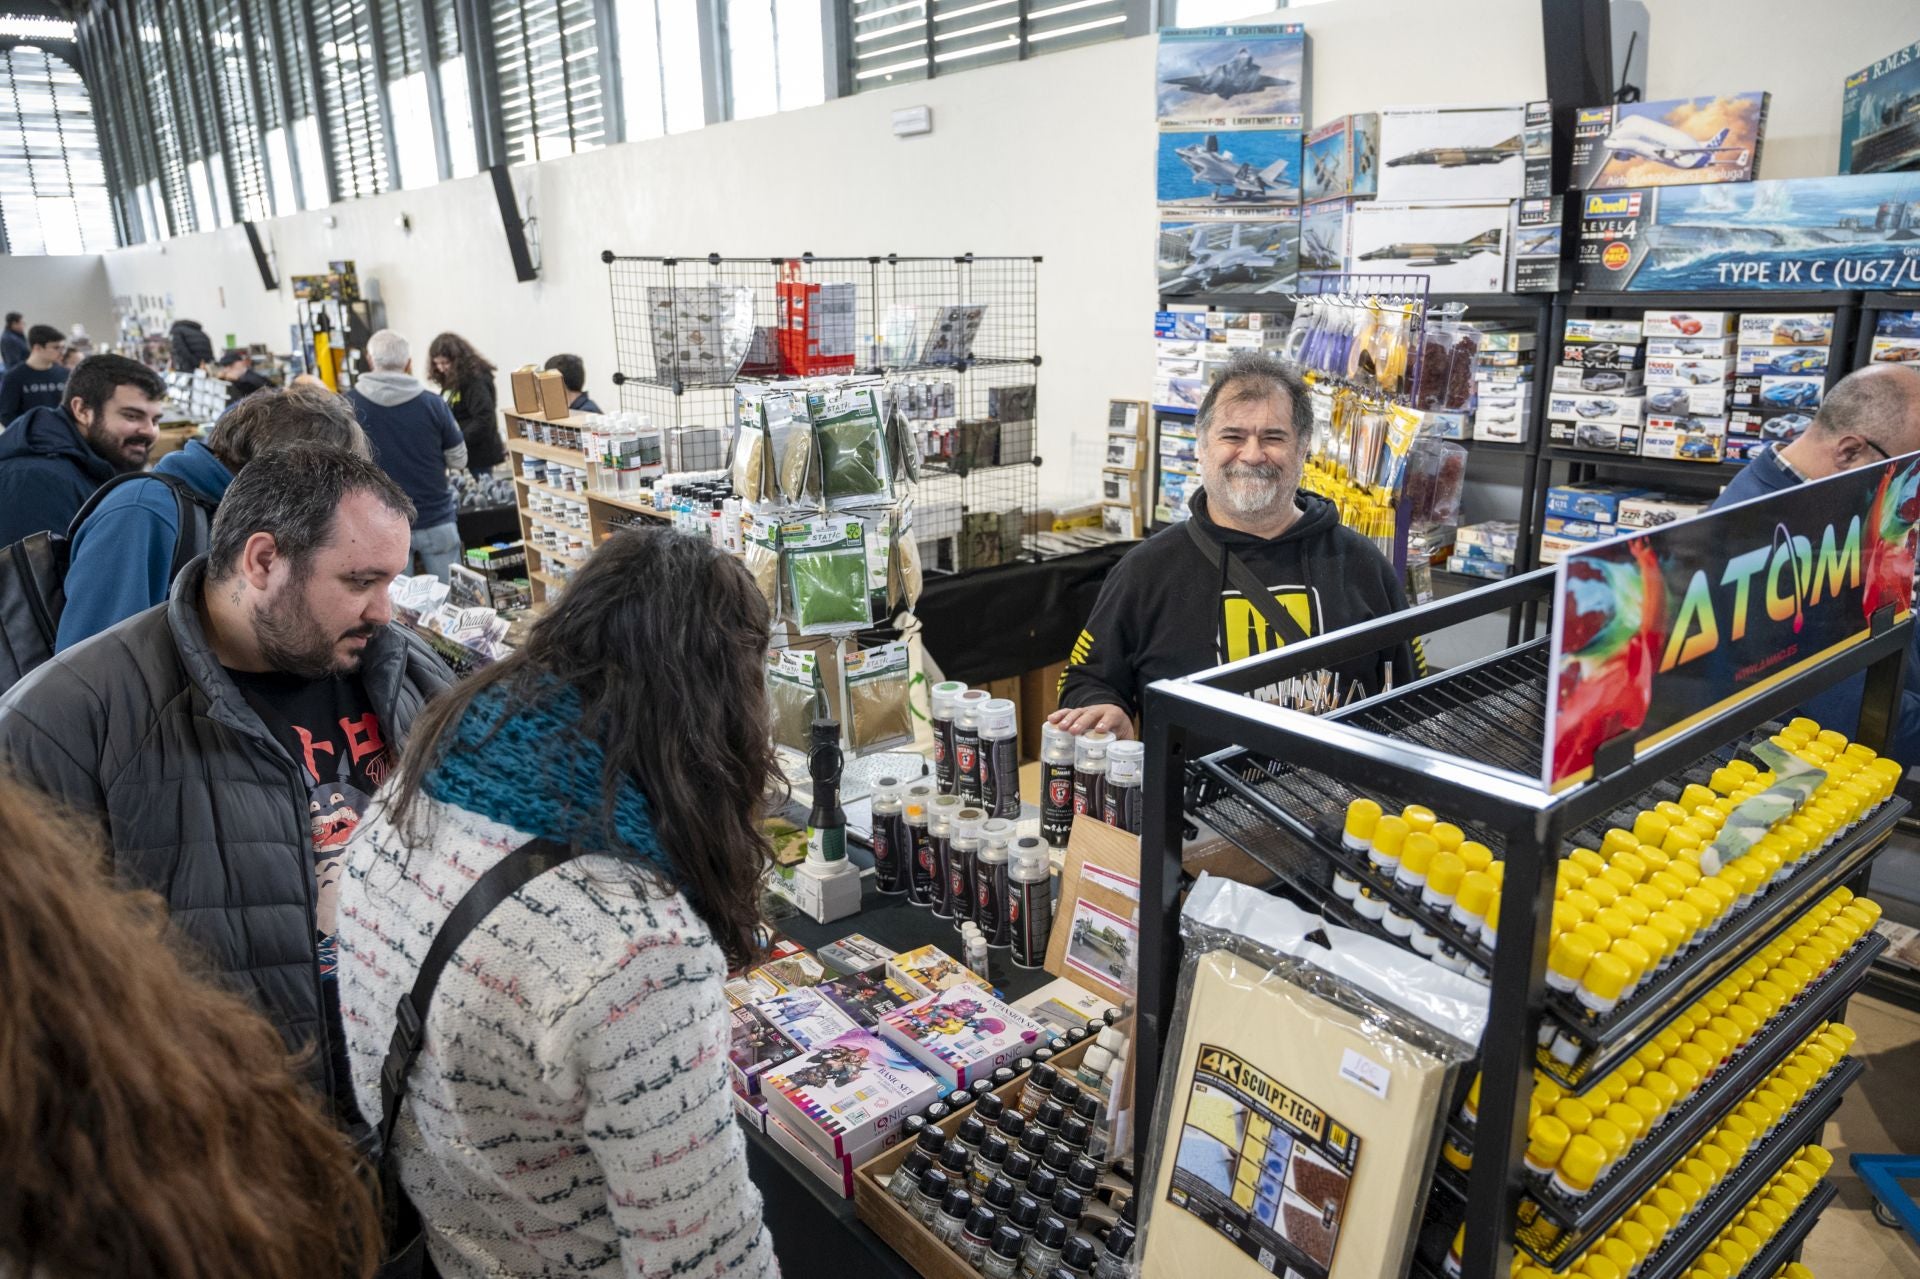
[337,527,780,1278]
[426,331,504,477]
[0,777,381,1279]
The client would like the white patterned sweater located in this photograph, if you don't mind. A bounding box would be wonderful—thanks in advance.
[336,793,779,1278]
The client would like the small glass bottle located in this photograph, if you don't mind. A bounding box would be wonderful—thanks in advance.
[1034,1101,1067,1138]
[983,1173,1019,1214]
[934,1187,973,1248]
[1026,1165,1061,1203]
[887,1148,934,1202]
[1021,1214,1071,1279]
[1041,1137,1074,1177]
[976,1092,1006,1125]
[1050,1075,1083,1111]
[1057,1234,1099,1276]
[913,1166,951,1226]
[983,1225,1026,1279]
[939,1141,972,1182]
[959,1206,1000,1268]
[972,1133,1012,1194]
[1091,1222,1136,1279]
[1066,1156,1100,1196]
[1050,1185,1086,1228]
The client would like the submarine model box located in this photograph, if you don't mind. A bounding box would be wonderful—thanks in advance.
[1573,173,1920,292]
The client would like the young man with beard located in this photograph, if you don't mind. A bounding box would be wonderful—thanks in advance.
[1053,351,1412,739]
[0,444,451,1123]
[0,353,165,545]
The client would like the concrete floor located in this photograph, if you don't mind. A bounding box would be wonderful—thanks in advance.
[1804,991,1920,1277]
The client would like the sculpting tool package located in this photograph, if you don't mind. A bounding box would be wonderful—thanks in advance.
[765,648,823,753]
[806,384,892,509]
[782,516,873,634]
[1141,876,1484,1279]
[844,641,914,751]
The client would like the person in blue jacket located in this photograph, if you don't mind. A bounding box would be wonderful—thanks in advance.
[347,329,469,583]
[55,384,368,652]
[0,324,68,424]
[1711,363,1920,763]
[0,354,166,547]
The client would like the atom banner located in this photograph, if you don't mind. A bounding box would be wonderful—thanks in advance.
[1545,454,1920,790]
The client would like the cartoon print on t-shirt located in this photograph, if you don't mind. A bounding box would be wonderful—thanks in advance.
[299,712,391,976]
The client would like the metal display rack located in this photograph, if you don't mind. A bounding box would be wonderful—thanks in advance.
[1132,567,1909,1279]
[601,252,1044,576]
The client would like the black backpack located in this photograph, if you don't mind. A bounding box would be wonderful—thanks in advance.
[0,471,216,694]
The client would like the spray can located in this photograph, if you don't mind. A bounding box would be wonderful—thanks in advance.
[950,808,986,930]
[977,819,1014,948]
[979,698,1022,820]
[930,681,966,793]
[906,783,936,907]
[954,689,990,805]
[1072,731,1114,821]
[1008,836,1053,970]
[871,776,908,895]
[928,795,964,920]
[1039,724,1077,850]
[1101,741,1145,835]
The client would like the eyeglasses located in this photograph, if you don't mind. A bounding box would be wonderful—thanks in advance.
[1860,438,1893,461]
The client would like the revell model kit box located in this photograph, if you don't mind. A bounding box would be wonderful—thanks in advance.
[1303,114,1379,202]
[1568,94,1768,190]
[1573,175,1920,292]
[1839,38,1920,175]
[1641,415,1728,462]
[1510,196,1564,292]
[1346,201,1511,293]
[1375,103,1530,202]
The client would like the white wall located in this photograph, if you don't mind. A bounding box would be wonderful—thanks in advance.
[0,253,116,348]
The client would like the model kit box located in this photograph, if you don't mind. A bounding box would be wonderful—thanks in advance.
[1642,415,1729,462]
[754,986,861,1054]
[1457,520,1521,554]
[1645,355,1733,386]
[763,1029,943,1161]
[1727,407,1814,458]
[1475,329,1537,353]
[1647,335,1736,360]
[1155,309,1209,341]
[887,945,977,998]
[1618,495,1708,529]
[1737,312,1836,345]
[1156,24,1306,129]
[1643,309,1732,339]
[817,934,896,975]
[1546,484,1648,524]
[1475,349,1529,369]
[1510,196,1564,292]
[1304,114,1380,202]
[1347,201,1511,294]
[1757,374,1825,411]
[1569,95,1768,190]
[1872,335,1920,363]
[1472,407,1527,443]
[875,984,1047,1089]
[1425,409,1470,440]
[1157,129,1304,208]
[730,1005,802,1097]
[1550,418,1641,454]
[1298,198,1353,274]
[1547,392,1644,426]
[1552,365,1644,394]
[1566,317,1643,344]
[820,972,920,1029]
[1645,383,1732,417]
[1574,176,1920,292]
[1560,340,1643,370]
[1840,38,1920,175]
[1157,212,1300,298]
[1738,345,1830,376]
[767,1111,864,1199]
[1376,102,1529,202]
[1543,517,1615,542]
[1730,374,1763,407]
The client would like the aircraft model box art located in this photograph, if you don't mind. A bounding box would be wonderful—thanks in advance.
[1841,38,1920,175]
[1303,114,1378,202]
[1157,212,1301,297]
[1346,200,1511,293]
[1156,24,1305,129]
[1573,173,1920,292]
[1157,129,1303,208]
[1568,94,1769,190]
[1375,103,1536,202]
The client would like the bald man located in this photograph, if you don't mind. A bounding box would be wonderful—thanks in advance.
[1712,363,1920,762]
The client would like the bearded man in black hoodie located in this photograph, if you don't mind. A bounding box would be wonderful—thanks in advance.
[1053,351,1412,739]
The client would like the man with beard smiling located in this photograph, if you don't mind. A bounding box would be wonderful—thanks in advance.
[0,444,450,1123]
[1053,352,1411,739]
[0,353,165,545]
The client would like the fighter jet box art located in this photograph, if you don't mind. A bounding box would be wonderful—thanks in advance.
[1346,201,1510,294]
[1567,94,1769,191]
[1303,113,1378,202]
[1375,103,1529,202]
[1157,129,1303,208]
[1841,38,1920,175]
[1298,198,1353,274]
[1156,24,1305,129]
[1573,174,1920,292]
[1157,212,1300,297]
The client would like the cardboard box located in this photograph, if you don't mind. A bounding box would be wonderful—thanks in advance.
[1540,532,1602,563]
[1298,197,1354,273]
[1569,95,1768,190]
[1870,336,1920,364]
[1545,484,1647,523]
[1376,102,1529,202]
[1727,407,1814,460]
[886,945,977,998]
[1840,38,1920,175]
[1426,409,1470,440]
[1447,554,1511,581]
[1552,365,1645,394]
[1642,414,1728,462]
[874,984,1047,1089]
[1347,200,1512,293]
[767,1112,865,1199]
[1643,309,1732,339]
[1475,329,1537,353]
[1546,392,1644,426]
[1457,520,1521,553]
[535,368,570,420]
[1738,345,1831,376]
[1566,318,1644,343]
[1645,383,1731,417]
[1550,418,1641,453]
[1543,516,1618,541]
[1644,355,1733,386]
[511,365,540,414]
[1154,309,1209,341]
[1737,312,1836,345]
[1756,375,1825,411]
[1156,128,1303,209]
[1730,374,1764,407]
[1646,335,1737,360]
[1619,495,1709,529]
[1473,409,1527,443]
[1510,195,1564,292]
[1157,213,1300,298]
[1560,340,1643,370]
[1304,114,1380,202]
[1101,471,1138,505]
[1474,349,1530,369]
[762,1028,942,1162]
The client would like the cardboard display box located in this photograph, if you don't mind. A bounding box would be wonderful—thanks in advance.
[1840,38,1920,175]
[1569,95,1768,190]
[1346,200,1512,294]
[1375,102,1529,202]
[1303,113,1380,203]
[1549,418,1641,453]
[1641,414,1728,462]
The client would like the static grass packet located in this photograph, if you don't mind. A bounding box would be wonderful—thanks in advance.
[806,384,892,509]
[783,516,873,635]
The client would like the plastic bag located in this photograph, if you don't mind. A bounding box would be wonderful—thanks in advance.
[1139,874,1482,1279]
[783,516,872,635]
[647,284,755,385]
[765,648,822,753]
[891,502,924,613]
[743,515,781,612]
[807,385,891,508]
[844,641,914,751]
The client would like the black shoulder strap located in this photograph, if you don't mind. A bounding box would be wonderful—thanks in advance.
[62,470,177,539]
[1184,515,1312,647]
[378,836,578,1153]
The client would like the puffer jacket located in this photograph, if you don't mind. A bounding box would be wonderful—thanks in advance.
[0,557,452,1107]
[169,318,214,371]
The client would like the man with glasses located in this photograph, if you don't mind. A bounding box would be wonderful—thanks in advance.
[1712,363,1920,762]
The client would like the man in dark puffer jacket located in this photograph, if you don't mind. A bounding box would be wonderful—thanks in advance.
[0,444,450,1119]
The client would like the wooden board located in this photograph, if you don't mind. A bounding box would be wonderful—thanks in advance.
[1044,816,1141,1007]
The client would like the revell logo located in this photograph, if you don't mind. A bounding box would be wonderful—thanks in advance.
[1577,108,1613,125]
[1585,193,1642,218]
[1846,70,1870,90]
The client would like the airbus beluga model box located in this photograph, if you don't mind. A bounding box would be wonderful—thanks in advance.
[1568,94,1769,190]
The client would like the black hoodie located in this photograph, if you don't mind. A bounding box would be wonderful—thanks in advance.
[1059,489,1412,718]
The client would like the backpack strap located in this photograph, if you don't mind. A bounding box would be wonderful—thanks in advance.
[378,836,578,1155]
[62,470,220,574]
[1184,515,1312,648]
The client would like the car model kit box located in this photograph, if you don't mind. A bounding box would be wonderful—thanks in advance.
[1547,392,1644,426]
[1642,308,1733,339]
[1303,113,1379,202]
[1645,383,1733,417]
[1644,355,1734,386]
[1641,415,1729,462]
[1346,201,1512,293]
[1840,38,1920,175]
[1618,494,1708,529]
[1546,484,1648,523]
[1646,335,1736,360]
[1573,175,1920,292]
[1560,340,1643,370]
[1566,317,1642,343]
[1551,365,1645,394]
[1728,407,1815,460]
[1737,345,1830,376]
[1736,312,1837,345]
[1568,94,1769,190]
[1550,418,1641,454]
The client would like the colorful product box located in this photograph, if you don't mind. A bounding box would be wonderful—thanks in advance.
[1473,411,1527,443]
[1475,330,1537,353]
[1375,102,1531,202]
[1567,318,1645,344]
[1727,407,1815,458]
[731,1089,770,1134]
[816,934,896,975]
[752,951,831,991]
[1446,554,1512,581]
[1154,309,1209,341]
[1737,312,1836,345]
[1426,409,1470,440]
[1298,197,1354,274]
[1619,494,1709,528]
[1644,356,1734,387]
[1840,39,1920,175]
[1510,196,1565,292]
[875,983,1048,1089]
[1645,383,1732,417]
[1642,415,1729,462]
[1346,200,1513,294]
[1546,393,1644,426]
[762,1028,943,1161]
[1551,365,1646,394]
[1550,419,1642,454]
[1646,335,1737,360]
[1456,520,1521,553]
[1540,533,1600,564]
[1303,114,1380,202]
[1738,345,1831,376]
[1569,94,1768,190]
[1560,341,1643,370]
[729,1005,802,1098]
[1545,485,1648,523]
[1543,517,1618,542]
[1871,336,1920,363]
[886,944,979,998]
[820,972,920,1028]
[1756,375,1826,411]
[753,986,861,1054]
[765,1113,866,1199]
[1642,309,1732,339]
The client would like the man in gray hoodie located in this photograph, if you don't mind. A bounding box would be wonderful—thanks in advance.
[345,329,468,582]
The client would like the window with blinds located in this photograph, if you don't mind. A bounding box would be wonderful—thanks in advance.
[0,43,118,254]
[491,0,607,164]
[311,0,390,199]
[847,0,1128,88]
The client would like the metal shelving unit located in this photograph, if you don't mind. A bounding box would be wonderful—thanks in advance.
[1132,566,1910,1279]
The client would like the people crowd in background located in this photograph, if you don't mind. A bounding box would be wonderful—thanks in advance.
[428,331,503,478]
[1,311,29,368]
[349,329,468,583]
[0,324,71,422]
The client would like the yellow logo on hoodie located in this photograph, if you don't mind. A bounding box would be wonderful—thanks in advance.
[1220,586,1318,662]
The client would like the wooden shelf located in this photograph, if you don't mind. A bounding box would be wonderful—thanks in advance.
[516,476,591,504]
[530,545,585,569]
[586,489,671,518]
[507,437,585,464]
[529,568,570,590]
